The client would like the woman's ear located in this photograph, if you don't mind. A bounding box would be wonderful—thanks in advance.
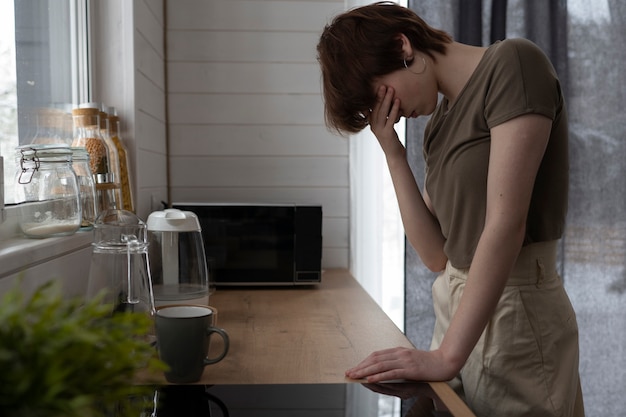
[397,33,414,59]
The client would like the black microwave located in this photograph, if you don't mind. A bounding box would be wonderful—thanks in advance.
[172,203,322,286]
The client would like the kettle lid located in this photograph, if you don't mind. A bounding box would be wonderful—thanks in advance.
[147,208,201,232]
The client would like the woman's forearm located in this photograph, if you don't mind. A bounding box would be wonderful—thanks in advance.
[385,152,447,272]
[437,218,526,372]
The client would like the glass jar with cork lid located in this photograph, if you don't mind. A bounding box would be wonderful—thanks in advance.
[71,107,118,212]
[98,109,124,209]
[108,108,134,212]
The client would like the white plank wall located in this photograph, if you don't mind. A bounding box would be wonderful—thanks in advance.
[133,0,169,218]
[165,0,348,269]
[92,0,169,219]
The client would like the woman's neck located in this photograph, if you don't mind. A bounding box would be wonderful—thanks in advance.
[432,42,488,106]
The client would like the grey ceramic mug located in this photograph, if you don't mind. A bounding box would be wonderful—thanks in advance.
[155,305,230,383]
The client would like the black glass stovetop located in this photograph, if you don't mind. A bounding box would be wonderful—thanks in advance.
[152,382,457,417]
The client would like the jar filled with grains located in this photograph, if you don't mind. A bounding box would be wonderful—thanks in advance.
[72,107,118,212]
[99,110,124,208]
[71,107,109,175]
[108,109,134,213]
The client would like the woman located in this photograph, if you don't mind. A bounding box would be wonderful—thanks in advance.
[317,2,584,416]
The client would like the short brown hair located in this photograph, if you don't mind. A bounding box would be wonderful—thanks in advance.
[317,2,452,135]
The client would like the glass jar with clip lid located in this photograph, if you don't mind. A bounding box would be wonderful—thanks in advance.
[14,144,81,238]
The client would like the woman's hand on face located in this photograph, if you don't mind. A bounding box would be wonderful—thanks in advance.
[345,347,458,383]
[370,85,404,157]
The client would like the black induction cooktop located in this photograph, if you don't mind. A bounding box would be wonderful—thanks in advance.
[153,382,457,417]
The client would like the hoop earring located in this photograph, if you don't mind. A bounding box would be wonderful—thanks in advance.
[403,56,427,75]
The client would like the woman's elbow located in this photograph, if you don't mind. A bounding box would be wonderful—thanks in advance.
[422,254,448,273]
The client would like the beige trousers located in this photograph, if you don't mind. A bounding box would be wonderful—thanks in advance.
[430,241,585,417]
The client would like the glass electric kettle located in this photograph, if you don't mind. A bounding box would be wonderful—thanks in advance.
[146,208,211,307]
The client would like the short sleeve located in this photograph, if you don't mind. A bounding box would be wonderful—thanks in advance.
[484,39,561,129]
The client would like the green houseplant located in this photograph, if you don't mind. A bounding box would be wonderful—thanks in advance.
[0,280,166,417]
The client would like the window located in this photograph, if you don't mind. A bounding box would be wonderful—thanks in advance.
[0,0,89,206]
[0,1,17,207]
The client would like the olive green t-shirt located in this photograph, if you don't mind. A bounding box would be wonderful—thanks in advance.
[423,38,568,269]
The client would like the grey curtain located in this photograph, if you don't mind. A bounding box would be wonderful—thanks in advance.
[405,1,626,414]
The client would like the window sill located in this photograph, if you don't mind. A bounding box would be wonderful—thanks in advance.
[0,206,93,279]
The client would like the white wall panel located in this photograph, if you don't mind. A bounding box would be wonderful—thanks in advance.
[135,73,166,127]
[322,248,349,269]
[136,150,168,189]
[168,125,347,157]
[167,31,319,63]
[135,31,165,91]
[134,0,167,220]
[167,0,343,31]
[168,94,323,125]
[168,62,321,94]
[170,156,347,188]
[135,110,167,155]
[323,217,349,247]
[135,0,164,53]
[136,187,166,219]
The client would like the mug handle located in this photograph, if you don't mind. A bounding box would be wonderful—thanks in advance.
[204,326,230,365]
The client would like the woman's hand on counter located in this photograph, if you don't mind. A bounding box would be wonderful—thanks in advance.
[345,347,458,383]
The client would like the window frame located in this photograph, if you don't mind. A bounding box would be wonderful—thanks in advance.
[1,0,91,209]
[1,0,92,235]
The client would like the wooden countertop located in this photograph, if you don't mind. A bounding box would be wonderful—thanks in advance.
[143,268,475,416]
[203,268,413,384]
